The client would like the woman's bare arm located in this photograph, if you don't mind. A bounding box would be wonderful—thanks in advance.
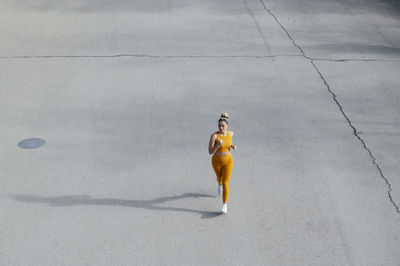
[229,131,237,150]
[209,133,221,155]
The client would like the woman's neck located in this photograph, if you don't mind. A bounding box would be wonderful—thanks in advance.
[219,130,227,136]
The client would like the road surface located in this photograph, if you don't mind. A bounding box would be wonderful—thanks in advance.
[1,0,400,265]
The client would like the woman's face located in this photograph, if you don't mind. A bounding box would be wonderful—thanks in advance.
[218,121,228,132]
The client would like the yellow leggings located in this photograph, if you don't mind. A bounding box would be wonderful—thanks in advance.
[212,153,233,203]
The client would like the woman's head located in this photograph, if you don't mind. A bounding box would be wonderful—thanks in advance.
[218,112,229,131]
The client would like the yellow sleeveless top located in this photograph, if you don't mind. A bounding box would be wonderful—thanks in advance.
[216,131,232,153]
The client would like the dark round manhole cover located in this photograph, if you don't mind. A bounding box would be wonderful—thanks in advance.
[18,138,46,149]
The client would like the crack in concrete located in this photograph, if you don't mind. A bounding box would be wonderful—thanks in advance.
[259,0,400,215]
[0,54,302,59]
[259,2,308,59]
[311,59,400,215]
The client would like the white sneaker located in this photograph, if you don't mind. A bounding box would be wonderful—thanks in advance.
[221,203,228,214]
[218,185,223,197]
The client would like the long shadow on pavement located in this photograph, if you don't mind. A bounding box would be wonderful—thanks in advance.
[11,193,222,219]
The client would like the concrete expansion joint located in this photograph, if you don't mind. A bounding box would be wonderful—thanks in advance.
[258,0,400,215]
[0,54,303,59]
[313,58,400,63]
[0,55,397,63]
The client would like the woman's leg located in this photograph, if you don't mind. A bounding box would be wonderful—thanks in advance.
[212,157,223,185]
[221,156,233,203]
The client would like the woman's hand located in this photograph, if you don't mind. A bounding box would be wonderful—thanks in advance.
[231,145,237,150]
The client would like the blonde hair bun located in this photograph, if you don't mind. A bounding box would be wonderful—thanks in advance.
[220,112,229,121]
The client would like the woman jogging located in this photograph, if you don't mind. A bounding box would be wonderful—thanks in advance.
[208,113,237,214]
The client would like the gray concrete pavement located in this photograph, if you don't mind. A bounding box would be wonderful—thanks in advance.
[1,0,400,265]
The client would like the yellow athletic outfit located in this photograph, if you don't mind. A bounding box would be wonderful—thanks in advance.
[211,131,233,203]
